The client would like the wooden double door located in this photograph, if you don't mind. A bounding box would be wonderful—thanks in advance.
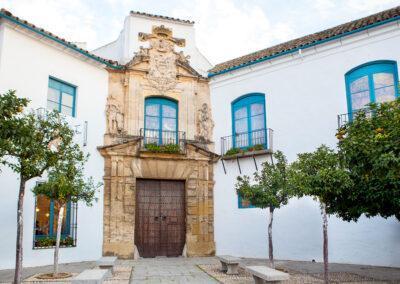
[135,179,186,258]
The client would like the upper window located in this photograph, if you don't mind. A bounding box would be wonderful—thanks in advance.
[345,61,398,114]
[47,77,76,117]
[232,94,267,148]
[34,194,77,248]
[144,97,178,145]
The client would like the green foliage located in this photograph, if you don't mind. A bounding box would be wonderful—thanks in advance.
[336,98,400,221]
[0,90,29,162]
[145,143,181,154]
[235,151,291,209]
[0,91,76,181]
[289,145,353,212]
[32,142,100,206]
[35,236,74,248]
[225,144,265,156]
[225,147,241,156]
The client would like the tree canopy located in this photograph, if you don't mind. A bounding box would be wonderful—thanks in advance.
[336,98,400,221]
[236,151,291,209]
[32,143,99,206]
[289,145,353,208]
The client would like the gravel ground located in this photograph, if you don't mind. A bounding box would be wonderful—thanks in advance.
[198,263,395,284]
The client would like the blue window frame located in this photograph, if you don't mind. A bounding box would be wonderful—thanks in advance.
[47,77,76,117]
[238,194,255,209]
[345,60,399,116]
[232,93,267,149]
[34,194,75,248]
[144,97,178,145]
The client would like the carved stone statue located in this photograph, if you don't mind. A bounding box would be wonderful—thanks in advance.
[197,103,214,142]
[106,95,124,134]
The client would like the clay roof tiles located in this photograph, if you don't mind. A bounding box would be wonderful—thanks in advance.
[209,5,400,76]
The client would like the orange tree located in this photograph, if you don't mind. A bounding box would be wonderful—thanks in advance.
[33,144,99,277]
[335,98,400,221]
[235,151,291,268]
[289,145,353,284]
[0,90,75,284]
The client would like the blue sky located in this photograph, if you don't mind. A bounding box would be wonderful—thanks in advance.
[1,0,399,64]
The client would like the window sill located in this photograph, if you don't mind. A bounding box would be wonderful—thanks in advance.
[222,149,272,160]
[33,245,76,250]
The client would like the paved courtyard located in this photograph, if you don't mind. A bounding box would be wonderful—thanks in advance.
[1,257,400,283]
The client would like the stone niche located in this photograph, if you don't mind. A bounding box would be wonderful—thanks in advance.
[98,141,217,258]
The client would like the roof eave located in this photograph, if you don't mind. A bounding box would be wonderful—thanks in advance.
[208,14,400,78]
[0,10,123,70]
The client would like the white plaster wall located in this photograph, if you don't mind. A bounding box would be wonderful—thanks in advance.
[93,14,212,76]
[0,25,108,269]
[211,21,400,267]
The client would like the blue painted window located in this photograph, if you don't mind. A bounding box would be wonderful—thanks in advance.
[232,93,267,148]
[47,77,76,117]
[144,97,178,144]
[345,61,399,115]
[238,194,255,209]
[34,195,76,248]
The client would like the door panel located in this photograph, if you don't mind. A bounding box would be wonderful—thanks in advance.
[135,180,161,258]
[160,181,186,257]
[135,179,185,258]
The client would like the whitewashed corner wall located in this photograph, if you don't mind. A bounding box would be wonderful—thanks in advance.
[211,21,400,267]
[0,25,108,269]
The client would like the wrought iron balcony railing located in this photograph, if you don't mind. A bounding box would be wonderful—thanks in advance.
[139,128,186,153]
[220,128,273,156]
[337,107,373,128]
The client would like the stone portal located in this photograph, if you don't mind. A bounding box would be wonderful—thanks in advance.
[98,24,217,258]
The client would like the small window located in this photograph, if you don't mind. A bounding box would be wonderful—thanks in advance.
[33,195,77,249]
[345,61,399,115]
[144,97,178,145]
[232,94,267,148]
[47,77,76,117]
[238,194,254,209]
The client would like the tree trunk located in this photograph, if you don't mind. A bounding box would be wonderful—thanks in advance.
[268,207,274,269]
[321,203,329,284]
[14,176,26,284]
[53,203,65,277]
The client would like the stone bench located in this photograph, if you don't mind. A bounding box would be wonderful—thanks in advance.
[97,256,117,274]
[246,266,289,284]
[217,255,240,275]
[71,269,109,284]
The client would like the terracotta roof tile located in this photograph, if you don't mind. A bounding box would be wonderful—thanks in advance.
[130,11,194,24]
[209,5,400,76]
[0,8,123,69]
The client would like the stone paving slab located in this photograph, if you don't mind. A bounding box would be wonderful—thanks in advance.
[129,257,218,284]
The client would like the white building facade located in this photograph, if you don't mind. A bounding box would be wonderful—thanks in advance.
[210,8,400,267]
[0,5,399,270]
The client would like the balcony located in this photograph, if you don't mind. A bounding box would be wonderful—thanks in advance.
[337,107,373,128]
[220,128,273,159]
[139,128,186,154]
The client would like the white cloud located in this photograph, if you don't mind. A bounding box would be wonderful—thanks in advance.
[172,0,295,64]
[1,0,98,45]
[345,0,400,13]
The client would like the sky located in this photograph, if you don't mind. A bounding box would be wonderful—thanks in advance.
[1,0,400,64]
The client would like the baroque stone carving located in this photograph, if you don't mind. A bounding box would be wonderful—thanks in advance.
[138,25,189,95]
[197,103,214,142]
[106,95,124,134]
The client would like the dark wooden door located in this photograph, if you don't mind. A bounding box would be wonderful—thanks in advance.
[135,179,185,258]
